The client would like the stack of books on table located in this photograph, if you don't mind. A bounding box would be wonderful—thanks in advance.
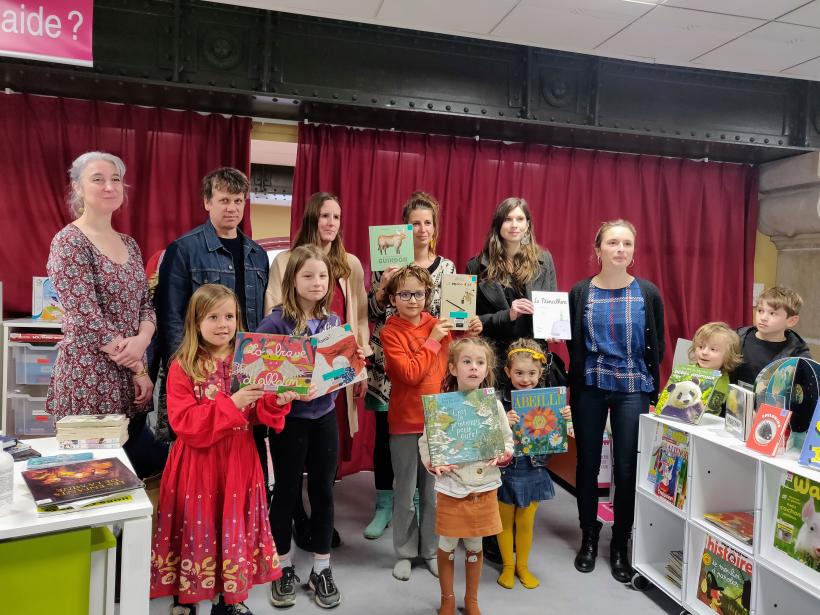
[665,550,683,588]
[56,414,129,449]
[2,435,41,461]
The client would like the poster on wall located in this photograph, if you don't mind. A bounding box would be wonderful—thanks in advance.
[0,0,93,66]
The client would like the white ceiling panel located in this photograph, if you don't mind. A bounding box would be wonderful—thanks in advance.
[778,1,820,27]
[783,55,820,78]
[377,0,519,35]
[598,6,763,64]
[664,0,809,21]
[209,0,383,20]
[492,0,651,51]
[695,21,820,72]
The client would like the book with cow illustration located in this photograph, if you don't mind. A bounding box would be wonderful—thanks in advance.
[231,332,315,394]
[310,323,367,396]
[510,387,568,456]
[440,273,477,330]
[368,224,414,271]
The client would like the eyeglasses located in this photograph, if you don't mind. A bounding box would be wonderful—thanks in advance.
[396,290,426,302]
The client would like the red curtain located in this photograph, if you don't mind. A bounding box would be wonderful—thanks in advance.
[293,123,759,474]
[0,92,251,317]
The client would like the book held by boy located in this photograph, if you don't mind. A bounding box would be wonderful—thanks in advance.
[725,383,755,441]
[531,291,571,340]
[56,414,129,449]
[654,365,723,424]
[773,472,820,572]
[21,457,144,507]
[798,400,820,470]
[440,274,477,330]
[745,404,791,457]
[703,511,754,546]
[231,332,315,394]
[696,534,752,615]
[510,387,567,456]
[309,324,367,396]
[421,388,505,467]
[368,224,414,271]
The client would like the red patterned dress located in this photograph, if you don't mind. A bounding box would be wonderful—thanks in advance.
[151,358,288,605]
[46,224,156,417]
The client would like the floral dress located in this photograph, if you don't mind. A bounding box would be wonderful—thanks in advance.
[46,224,155,417]
[150,358,289,604]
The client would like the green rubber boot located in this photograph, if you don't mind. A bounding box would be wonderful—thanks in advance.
[363,489,393,539]
[413,488,420,522]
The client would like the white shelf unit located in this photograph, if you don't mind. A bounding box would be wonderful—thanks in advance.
[634,413,820,615]
[1,318,62,437]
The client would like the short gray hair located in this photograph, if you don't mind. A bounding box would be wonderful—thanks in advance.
[67,151,127,217]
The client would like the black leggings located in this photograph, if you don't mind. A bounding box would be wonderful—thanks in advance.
[269,410,339,555]
[373,410,394,491]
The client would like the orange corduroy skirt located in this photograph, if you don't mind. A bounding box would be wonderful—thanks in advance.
[435,489,502,538]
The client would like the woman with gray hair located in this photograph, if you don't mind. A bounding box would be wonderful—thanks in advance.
[46,151,157,473]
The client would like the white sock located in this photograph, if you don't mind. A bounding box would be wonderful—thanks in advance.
[313,554,330,572]
[280,552,292,569]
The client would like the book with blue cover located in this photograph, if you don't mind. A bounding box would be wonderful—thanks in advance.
[510,387,567,456]
[798,400,820,470]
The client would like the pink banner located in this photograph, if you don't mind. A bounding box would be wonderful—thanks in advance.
[0,0,93,66]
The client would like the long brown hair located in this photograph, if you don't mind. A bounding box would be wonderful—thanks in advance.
[442,337,497,393]
[291,192,352,281]
[401,191,441,257]
[174,284,242,382]
[480,197,541,291]
[279,244,334,334]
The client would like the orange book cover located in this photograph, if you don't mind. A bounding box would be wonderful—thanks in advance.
[746,404,791,457]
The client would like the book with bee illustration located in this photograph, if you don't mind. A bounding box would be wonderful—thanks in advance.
[510,387,568,456]
[421,388,505,466]
[231,332,315,394]
[21,457,143,506]
[440,274,477,330]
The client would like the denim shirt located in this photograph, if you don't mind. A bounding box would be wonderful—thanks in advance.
[156,221,268,364]
[498,386,551,468]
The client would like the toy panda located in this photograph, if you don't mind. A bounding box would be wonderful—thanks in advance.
[663,377,704,423]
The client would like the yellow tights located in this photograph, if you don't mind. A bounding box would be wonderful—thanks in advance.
[497,502,540,589]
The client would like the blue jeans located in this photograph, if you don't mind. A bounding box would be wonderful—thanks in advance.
[571,386,649,541]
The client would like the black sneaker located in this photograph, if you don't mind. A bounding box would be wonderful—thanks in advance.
[308,567,341,609]
[270,566,299,608]
[209,594,254,615]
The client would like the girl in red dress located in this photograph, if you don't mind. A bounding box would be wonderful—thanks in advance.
[151,284,297,615]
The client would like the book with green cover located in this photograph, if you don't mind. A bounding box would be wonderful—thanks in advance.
[510,387,567,456]
[369,224,414,271]
[654,364,722,424]
[422,388,505,467]
[773,472,820,572]
[440,273,477,330]
[696,534,752,615]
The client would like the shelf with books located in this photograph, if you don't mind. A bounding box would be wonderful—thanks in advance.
[755,559,819,615]
[689,516,753,558]
[633,493,686,603]
[637,414,690,516]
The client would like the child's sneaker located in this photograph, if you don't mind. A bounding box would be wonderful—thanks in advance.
[308,567,341,609]
[209,594,254,615]
[270,566,299,608]
[171,599,198,615]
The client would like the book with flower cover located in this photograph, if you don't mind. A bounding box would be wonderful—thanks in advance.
[510,387,567,456]
[696,534,752,615]
[309,323,367,396]
[21,457,143,506]
[231,332,315,394]
[421,388,505,466]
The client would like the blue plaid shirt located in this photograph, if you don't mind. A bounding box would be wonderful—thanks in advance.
[583,279,654,393]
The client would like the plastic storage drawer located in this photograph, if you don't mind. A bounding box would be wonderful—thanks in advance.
[9,393,56,436]
[11,343,58,385]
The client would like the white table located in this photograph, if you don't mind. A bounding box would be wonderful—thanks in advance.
[0,438,153,615]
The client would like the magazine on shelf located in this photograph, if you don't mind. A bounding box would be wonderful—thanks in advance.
[696,534,752,615]
[746,404,791,456]
[231,332,315,394]
[703,511,754,546]
[665,550,683,588]
[21,457,143,507]
[309,324,367,396]
[798,400,820,470]
[648,424,689,509]
[440,274,477,330]
[368,224,414,271]
[531,291,571,340]
[725,383,755,441]
[773,472,820,572]
[421,388,505,467]
[510,387,567,456]
[654,365,723,424]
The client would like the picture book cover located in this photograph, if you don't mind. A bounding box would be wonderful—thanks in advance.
[310,323,367,396]
[440,274,477,330]
[652,425,689,509]
[32,276,64,321]
[798,400,820,470]
[421,387,505,467]
[231,332,315,394]
[655,365,723,424]
[746,404,791,456]
[21,457,144,506]
[696,534,752,615]
[531,291,571,340]
[703,511,754,546]
[369,224,414,272]
[773,472,820,572]
[725,383,755,441]
[510,387,567,456]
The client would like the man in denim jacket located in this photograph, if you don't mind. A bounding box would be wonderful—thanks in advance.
[156,166,268,369]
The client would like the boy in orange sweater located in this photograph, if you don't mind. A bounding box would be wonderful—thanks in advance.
[381,265,482,582]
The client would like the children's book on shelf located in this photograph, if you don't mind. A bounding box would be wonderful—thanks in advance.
[696,534,753,615]
[703,511,754,546]
[440,274,477,330]
[798,400,820,470]
[510,387,567,456]
[725,383,755,441]
[773,472,820,572]
[665,550,683,588]
[21,457,144,507]
[745,403,791,456]
[649,425,689,509]
[654,365,722,424]
[421,388,505,467]
[368,224,414,271]
[531,291,571,340]
[32,276,64,321]
[231,332,315,394]
[309,323,367,396]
